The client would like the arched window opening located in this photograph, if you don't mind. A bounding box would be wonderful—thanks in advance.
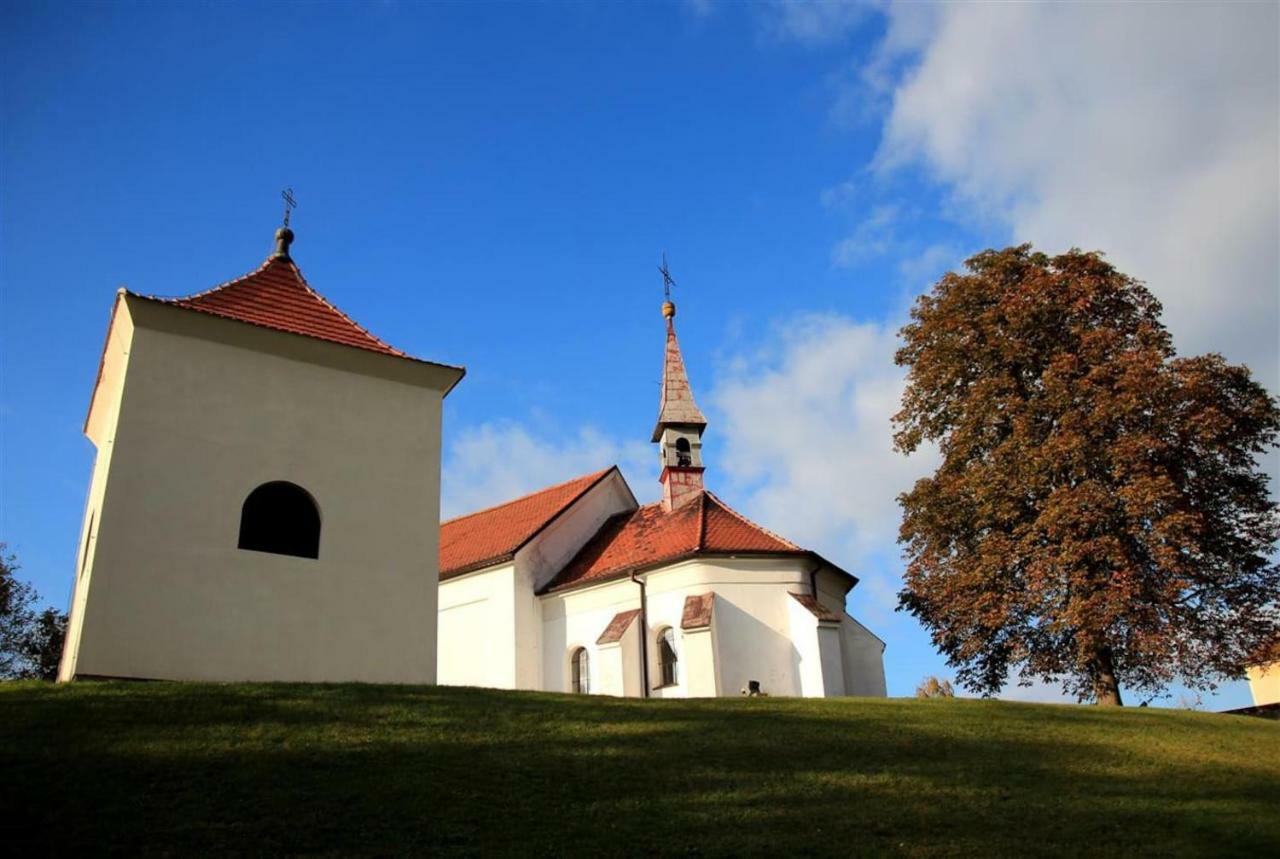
[657,627,678,687]
[238,481,320,559]
[571,647,590,694]
[675,437,692,467]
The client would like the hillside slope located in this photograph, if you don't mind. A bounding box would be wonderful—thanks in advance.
[1,682,1276,856]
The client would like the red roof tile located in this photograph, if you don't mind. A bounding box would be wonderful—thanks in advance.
[596,609,641,645]
[789,592,842,623]
[141,256,424,361]
[681,593,715,630]
[542,491,804,593]
[440,468,616,579]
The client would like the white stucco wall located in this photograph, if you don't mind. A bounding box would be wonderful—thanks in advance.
[60,300,134,680]
[437,563,517,689]
[1247,662,1280,706]
[814,567,887,697]
[538,556,887,699]
[573,614,640,697]
[61,296,458,683]
[540,577,640,696]
[511,471,636,690]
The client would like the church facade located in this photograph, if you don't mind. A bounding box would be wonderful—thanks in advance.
[59,226,463,683]
[437,299,886,698]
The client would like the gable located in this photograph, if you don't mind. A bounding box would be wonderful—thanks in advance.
[440,467,621,580]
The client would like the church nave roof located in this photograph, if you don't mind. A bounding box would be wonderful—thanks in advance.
[540,489,808,594]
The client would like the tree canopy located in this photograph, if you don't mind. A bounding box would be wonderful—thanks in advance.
[894,246,1280,705]
[1,546,66,681]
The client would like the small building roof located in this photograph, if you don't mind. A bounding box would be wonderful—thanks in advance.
[789,592,842,623]
[541,490,814,594]
[651,316,707,442]
[681,593,715,630]
[439,467,617,580]
[596,609,642,645]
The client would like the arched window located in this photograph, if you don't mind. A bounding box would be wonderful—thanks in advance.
[238,481,320,559]
[570,647,590,694]
[675,437,692,467]
[657,627,678,687]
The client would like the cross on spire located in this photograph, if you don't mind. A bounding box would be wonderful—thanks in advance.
[281,187,297,227]
[658,252,676,301]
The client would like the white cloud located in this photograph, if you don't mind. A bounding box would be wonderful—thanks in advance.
[441,421,654,520]
[682,0,718,19]
[831,203,899,266]
[896,241,959,290]
[873,1,1279,389]
[710,313,938,614]
[762,0,874,45]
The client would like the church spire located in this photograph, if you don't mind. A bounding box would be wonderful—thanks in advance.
[652,264,707,512]
[651,301,707,442]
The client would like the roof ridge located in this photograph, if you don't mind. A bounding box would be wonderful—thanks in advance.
[441,466,614,527]
[696,491,709,550]
[137,258,274,303]
[703,490,802,550]
[281,259,405,357]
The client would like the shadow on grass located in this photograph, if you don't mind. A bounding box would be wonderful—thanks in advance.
[1,682,1276,856]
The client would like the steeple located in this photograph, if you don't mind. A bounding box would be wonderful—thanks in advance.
[653,297,707,512]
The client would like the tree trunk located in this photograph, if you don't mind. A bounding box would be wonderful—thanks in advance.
[1091,647,1124,706]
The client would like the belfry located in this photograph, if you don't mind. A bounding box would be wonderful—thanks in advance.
[60,210,463,683]
[653,298,708,512]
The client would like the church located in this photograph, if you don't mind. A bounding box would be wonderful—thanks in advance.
[438,297,886,698]
[59,218,886,698]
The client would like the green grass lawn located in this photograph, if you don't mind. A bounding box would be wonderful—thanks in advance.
[2,682,1276,856]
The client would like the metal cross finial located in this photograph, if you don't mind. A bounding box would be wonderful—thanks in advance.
[658,252,677,301]
[281,187,297,227]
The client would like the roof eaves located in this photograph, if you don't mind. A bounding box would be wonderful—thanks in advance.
[439,553,517,581]
[538,547,816,596]
[127,292,467,379]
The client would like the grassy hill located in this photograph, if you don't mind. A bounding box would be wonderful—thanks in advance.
[1,682,1276,856]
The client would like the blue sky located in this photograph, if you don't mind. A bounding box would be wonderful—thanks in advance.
[2,1,1276,708]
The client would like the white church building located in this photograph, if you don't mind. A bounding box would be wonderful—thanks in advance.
[437,297,886,698]
[59,219,886,698]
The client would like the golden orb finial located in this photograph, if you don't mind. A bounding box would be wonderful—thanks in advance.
[662,300,676,319]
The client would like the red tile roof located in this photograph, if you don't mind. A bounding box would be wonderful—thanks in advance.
[596,609,641,645]
[139,256,430,361]
[542,491,805,593]
[440,468,616,579]
[789,592,842,623]
[681,593,715,630]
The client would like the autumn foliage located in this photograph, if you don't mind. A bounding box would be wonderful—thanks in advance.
[894,246,1280,705]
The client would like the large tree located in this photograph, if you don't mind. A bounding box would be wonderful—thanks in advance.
[1,545,67,681]
[894,246,1280,705]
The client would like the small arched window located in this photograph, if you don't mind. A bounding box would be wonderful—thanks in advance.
[675,437,692,467]
[657,627,678,687]
[238,481,320,559]
[571,647,590,694]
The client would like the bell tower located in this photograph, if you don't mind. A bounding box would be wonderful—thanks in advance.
[653,296,707,512]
